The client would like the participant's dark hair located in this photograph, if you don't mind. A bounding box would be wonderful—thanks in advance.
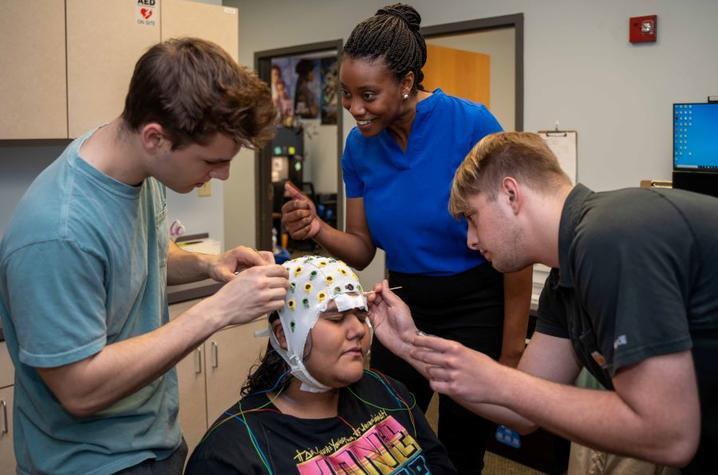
[241,312,290,396]
[343,3,426,92]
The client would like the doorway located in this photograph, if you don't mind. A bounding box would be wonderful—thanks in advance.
[254,40,344,258]
[422,13,523,132]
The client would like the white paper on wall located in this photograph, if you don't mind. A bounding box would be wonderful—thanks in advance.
[537,130,578,184]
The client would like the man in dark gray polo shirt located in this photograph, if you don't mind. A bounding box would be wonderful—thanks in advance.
[368,131,718,472]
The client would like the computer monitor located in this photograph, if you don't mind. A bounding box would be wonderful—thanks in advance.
[673,102,718,171]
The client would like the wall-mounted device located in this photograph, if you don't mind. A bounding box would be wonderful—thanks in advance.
[672,102,718,197]
[629,15,657,43]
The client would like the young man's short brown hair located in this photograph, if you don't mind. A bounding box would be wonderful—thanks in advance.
[449,131,571,217]
[122,37,276,149]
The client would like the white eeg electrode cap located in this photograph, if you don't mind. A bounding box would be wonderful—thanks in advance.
[261,256,369,392]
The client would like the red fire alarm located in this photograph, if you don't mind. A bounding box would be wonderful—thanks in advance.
[630,15,657,43]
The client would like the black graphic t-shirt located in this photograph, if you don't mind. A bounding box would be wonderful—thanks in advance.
[185,371,455,474]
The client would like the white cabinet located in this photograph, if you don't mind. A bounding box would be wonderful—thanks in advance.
[162,0,238,60]
[65,0,240,138]
[0,342,15,475]
[0,343,13,389]
[170,299,268,455]
[171,299,208,453]
[0,386,14,475]
[175,344,207,456]
[205,319,267,424]
[0,0,67,139]
[2,0,240,140]
[66,0,161,138]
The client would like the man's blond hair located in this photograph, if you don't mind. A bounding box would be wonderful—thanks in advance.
[449,131,571,218]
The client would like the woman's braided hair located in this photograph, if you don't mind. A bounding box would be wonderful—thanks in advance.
[343,3,427,92]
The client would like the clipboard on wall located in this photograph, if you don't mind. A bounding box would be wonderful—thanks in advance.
[537,129,578,184]
[532,128,578,302]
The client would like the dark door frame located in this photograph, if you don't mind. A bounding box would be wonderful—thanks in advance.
[254,39,344,251]
[422,13,524,132]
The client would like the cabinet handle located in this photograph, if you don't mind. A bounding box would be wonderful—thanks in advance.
[211,341,219,369]
[1,400,7,435]
[193,348,202,375]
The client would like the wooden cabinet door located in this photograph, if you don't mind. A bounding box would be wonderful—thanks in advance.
[205,318,268,424]
[169,299,207,455]
[169,300,267,453]
[0,386,15,475]
[0,343,13,389]
[423,43,491,108]
[0,0,67,139]
[66,0,161,138]
[162,0,238,60]
[175,344,207,456]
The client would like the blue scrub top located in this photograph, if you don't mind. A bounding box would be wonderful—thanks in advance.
[342,89,503,276]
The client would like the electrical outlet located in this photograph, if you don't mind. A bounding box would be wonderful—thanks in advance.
[197,182,212,197]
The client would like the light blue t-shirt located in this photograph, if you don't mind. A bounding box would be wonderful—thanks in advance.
[0,130,181,475]
[342,89,503,276]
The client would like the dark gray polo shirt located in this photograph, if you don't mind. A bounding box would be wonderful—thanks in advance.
[536,184,718,472]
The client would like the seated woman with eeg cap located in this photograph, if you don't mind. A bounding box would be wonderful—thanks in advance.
[185,256,455,474]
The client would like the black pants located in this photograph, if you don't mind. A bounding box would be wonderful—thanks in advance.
[113,438,188,475]
[372,264,504,474]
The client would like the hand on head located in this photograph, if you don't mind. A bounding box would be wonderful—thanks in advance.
[281,181,321,240]
[202,245,289,327]
[208,245,275,282]
[207,263,288,327]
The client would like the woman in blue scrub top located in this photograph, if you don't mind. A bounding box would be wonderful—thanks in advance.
[281,4,532,473]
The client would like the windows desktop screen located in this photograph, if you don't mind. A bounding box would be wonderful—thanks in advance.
[674,103,718,170]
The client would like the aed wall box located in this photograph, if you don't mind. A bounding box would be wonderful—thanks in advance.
[630,15,657,43]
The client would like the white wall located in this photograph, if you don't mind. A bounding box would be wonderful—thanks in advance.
[225,0,718,284]
[303,121,339,195]
[165,185,224,244]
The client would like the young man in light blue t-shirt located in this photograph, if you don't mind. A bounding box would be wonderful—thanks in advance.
[0,38,288,475]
